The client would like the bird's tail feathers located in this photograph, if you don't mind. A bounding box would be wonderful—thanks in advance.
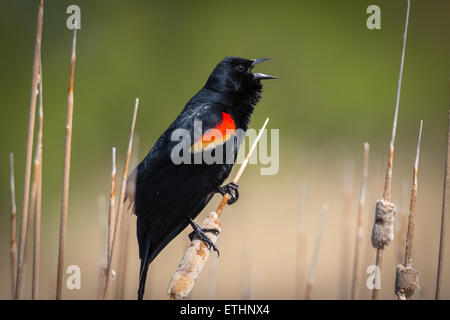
[137,217,152,300]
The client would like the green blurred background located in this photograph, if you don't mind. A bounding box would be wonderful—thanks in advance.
[0,0,449,299]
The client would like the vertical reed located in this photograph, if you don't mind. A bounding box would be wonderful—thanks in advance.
[9,153,17,299]
[395,181,409,264]
[56,26,78,300]
[435,85,450,300]
[32,63,44,300]
[295,184,308,299]
[15,0,44,300]
[340,161,354,299]
[351,143,369,299]
[371,0,410,300]
[103,98,139,299]
[305,204,328,300]
[108,148,116,260]
[404,123,422,267]
[395,120,423,300]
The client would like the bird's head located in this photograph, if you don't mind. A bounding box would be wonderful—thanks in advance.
[205,56,276,105]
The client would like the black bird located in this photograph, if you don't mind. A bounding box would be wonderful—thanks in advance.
[125,56,275,299]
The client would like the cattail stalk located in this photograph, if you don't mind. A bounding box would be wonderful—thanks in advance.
[351,143,369,299]
[9,153,17,299]
[56,26,77,300]
[395,181,409,264]
[404,121,422,268]
[304,204,328,300]
[15,0,44,300]
[371,0,410,300]
[103,98,139,299]
[435,85,450,300]
[395,120,423,300]
[168,118,269,300]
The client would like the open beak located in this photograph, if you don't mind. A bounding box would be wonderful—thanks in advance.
[252,58,277,80]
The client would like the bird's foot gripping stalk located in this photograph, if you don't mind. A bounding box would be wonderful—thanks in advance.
[215,182,239,205]
[188,217,220,256]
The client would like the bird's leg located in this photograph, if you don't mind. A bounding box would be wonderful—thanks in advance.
[188,217,220,256]
[215,182,239,205]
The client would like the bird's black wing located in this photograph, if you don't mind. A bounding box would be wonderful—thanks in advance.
[127,102,237,299]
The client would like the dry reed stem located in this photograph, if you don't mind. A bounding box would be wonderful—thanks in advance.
[304,204,328,300]
[351,143,369,300]
[32,160,42,299]
[117,206,132,300]
[371,248,384,299]
[395,120,422,300]
[29,155,40,254]
[117,134,139,300]
[32,63,44,300]
[168,118,269,300]
[404,121,422,268]
[295,184,308,299]
[340,160,354,299]
[108,148,116,259]
[56,26,77,300]
[395,181,409,264]
[96,196,108,299]
[15,0,44,300]
[371,0,410,300]
[436,84,450,300]
[9,153,17,299]
[103,98,139,299]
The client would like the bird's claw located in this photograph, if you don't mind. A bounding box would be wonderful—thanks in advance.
[216,182,239,205]
[188,218,220,256]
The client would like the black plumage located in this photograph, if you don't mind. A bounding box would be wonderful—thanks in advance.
[125,56,275,299]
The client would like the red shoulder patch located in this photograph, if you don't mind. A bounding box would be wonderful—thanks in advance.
[216,112,236,135]
[191,112,236,152]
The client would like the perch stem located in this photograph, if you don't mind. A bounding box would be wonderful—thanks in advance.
[168,118,269,300]
[216,118,269,218]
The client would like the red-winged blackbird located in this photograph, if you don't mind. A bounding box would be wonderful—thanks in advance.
[125,56,275,299]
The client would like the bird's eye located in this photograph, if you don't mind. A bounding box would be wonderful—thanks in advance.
[236,64,246,72]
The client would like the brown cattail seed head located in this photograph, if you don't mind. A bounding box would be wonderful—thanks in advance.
[371,199,396,249]
[395,264,419,299]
